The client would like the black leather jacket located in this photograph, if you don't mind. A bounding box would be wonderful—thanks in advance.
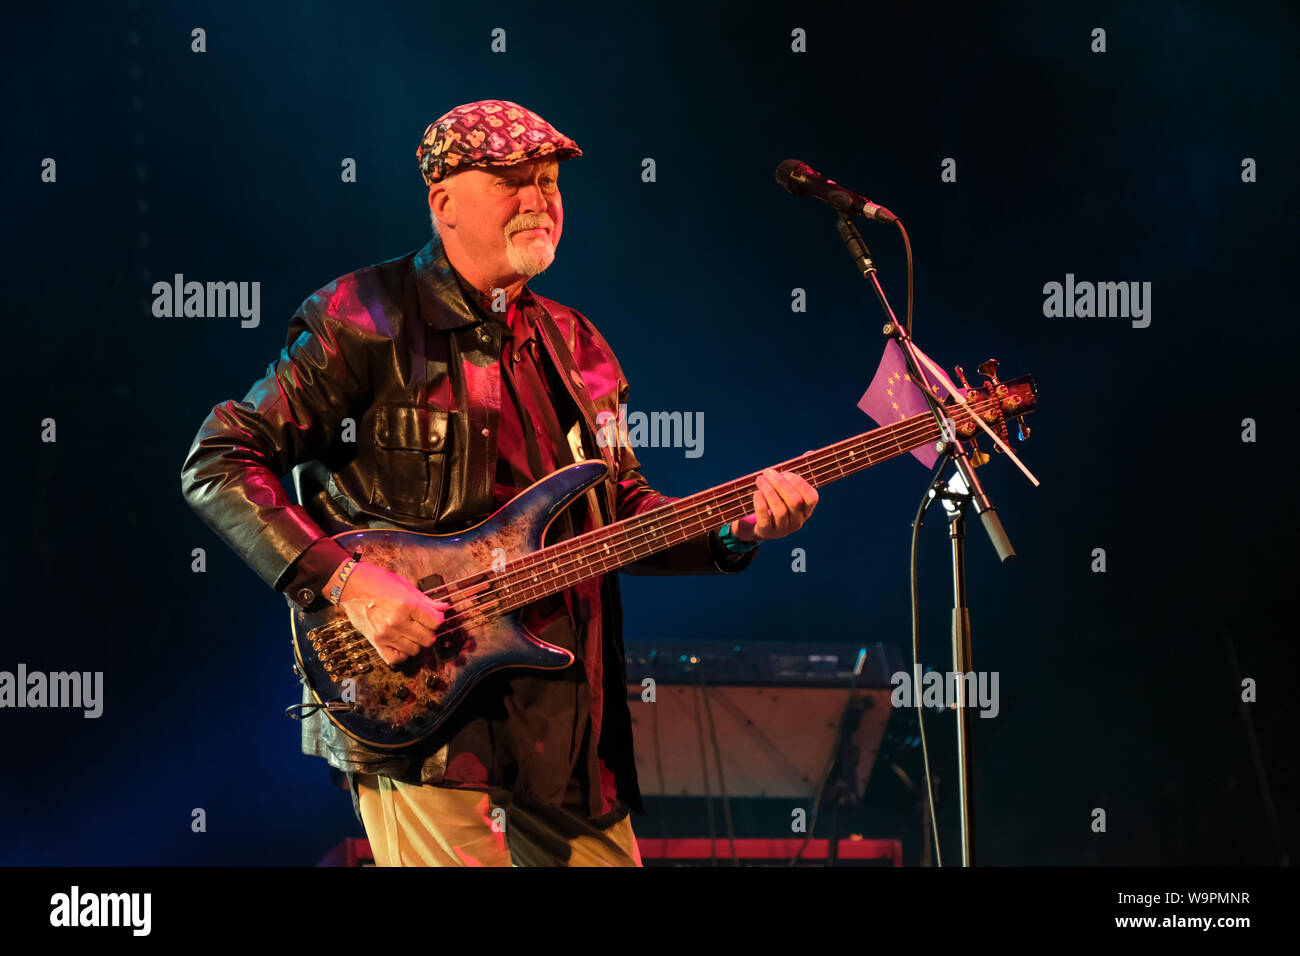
[179,234,756,804]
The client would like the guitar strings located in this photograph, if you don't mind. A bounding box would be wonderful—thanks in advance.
[422,393,1006,617]
[324,396,1005,658]
[315,394,1013,664]
[314,412,937,665]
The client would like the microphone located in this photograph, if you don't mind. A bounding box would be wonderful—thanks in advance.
[774,159,898,223]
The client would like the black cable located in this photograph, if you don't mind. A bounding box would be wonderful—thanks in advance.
[694,661,738,865]
[897,220,914,337]
[788,650,864,866]
[689,667,718,865]
[1222,630,1290,865]
[649,656,670,847]
[911,451,952,866]
[892,211,948,865]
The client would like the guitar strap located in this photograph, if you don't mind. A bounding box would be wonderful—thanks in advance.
[531,301,628,665]
[531,303,619,528]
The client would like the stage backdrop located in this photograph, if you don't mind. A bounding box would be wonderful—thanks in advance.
[1,0,1296,865]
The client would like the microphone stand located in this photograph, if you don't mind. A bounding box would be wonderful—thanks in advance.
[835,214,1017,867]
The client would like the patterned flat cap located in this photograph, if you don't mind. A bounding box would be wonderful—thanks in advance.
[416,99,582,187]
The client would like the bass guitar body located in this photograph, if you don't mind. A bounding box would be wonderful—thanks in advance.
[289,460,610,749]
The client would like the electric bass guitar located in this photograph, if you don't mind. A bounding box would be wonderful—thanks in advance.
[289,371,1037,749]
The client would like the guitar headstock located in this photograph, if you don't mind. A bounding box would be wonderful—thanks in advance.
[949,362,1037,457]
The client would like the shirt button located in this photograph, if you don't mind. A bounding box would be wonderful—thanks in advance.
[481,427,491,437]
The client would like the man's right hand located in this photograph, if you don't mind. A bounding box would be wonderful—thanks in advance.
[335,563,451,666]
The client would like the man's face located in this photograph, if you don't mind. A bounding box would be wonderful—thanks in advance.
[431,158,563,281]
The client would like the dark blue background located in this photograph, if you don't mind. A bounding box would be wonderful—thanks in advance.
[2,0,1296,865]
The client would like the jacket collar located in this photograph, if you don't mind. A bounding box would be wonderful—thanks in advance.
[413,233,536,332]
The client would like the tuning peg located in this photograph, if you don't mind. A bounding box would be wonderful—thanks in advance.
[1017,417,1031,441]
[968,436,990,467]
[976,358,1000,385]
[954,365,972,390]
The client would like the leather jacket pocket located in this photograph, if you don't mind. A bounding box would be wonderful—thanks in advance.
[369,404,448,518]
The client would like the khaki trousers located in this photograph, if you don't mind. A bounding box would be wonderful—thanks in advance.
[354,773,643,867]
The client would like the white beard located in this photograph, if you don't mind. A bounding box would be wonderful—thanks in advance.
[505,230,556,276]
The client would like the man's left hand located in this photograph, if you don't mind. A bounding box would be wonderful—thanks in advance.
[731,468,819,543]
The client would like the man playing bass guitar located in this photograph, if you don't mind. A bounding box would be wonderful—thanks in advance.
[180,99,818,867]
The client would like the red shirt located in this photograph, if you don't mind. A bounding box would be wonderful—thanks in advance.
[439,274,624,822]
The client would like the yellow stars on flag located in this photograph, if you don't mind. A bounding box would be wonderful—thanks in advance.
[897,370,941,395]
[883,368,941,419]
